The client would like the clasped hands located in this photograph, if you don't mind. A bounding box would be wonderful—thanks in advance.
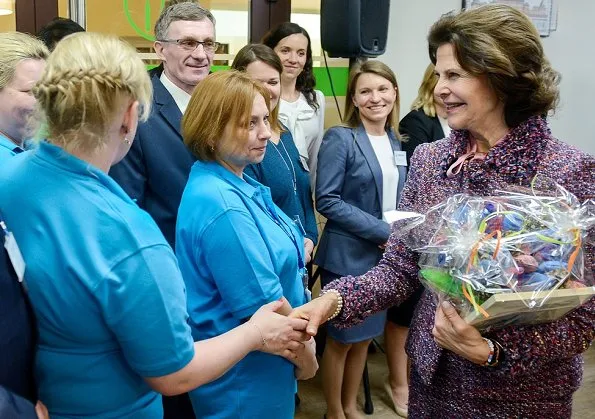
[248,298,318,379]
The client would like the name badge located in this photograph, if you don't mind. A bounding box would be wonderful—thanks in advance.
[4,232,26,283]
[393,150,408,167]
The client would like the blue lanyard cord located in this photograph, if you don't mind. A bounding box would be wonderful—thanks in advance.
[260,197,306,270]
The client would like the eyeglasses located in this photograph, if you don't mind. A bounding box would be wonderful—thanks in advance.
[158,38,219,53]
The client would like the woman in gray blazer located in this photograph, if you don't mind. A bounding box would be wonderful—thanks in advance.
[314,61,406,419]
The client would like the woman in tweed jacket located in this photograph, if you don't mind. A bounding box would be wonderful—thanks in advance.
[292,5,595,418]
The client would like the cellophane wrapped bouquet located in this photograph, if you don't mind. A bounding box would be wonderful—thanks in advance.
[396,180,595,331]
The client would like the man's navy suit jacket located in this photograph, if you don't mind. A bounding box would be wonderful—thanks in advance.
[109,74,195,248]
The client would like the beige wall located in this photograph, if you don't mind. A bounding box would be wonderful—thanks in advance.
[0,10,15,32]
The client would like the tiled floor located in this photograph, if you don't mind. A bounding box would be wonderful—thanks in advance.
[296,344,595,418]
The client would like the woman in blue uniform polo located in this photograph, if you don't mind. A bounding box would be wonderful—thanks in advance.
[177,71,318,419]
[0,33,309,419]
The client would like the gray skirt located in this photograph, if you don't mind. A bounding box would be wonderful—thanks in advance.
[321,268,386,344]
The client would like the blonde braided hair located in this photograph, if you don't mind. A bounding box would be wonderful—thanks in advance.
[33,32,152,153]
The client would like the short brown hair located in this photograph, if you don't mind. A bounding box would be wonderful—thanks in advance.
[343,60,400,136]
[428,4,560,127]
[411,63,438,117]
[231,43,282,134]
[182,70,270,161]
[154,2,215,41]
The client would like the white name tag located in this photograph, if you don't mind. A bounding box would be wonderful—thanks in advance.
[393,150,407,166]
[383,210,423,224]
[5,232,26,282]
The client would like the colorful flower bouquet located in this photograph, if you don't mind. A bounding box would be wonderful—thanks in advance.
[397,180,595,330]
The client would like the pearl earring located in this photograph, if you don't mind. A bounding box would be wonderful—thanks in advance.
[124,137,131,145]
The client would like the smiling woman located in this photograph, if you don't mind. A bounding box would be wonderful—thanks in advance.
[314,60,407,419]
[290,5,595,419]
[263,22,325,187]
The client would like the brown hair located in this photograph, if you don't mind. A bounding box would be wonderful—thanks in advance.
[428,4,560,127]
[33,32,151,153]
[411,63,439,117]
[231,43,282,133]
[343,60,400,137]
[262,22,319,111]
[182,70,270,161]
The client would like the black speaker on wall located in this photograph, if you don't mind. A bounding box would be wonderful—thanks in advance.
[321,0,390,58]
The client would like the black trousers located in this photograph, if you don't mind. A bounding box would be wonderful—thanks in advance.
[163,393,195,419]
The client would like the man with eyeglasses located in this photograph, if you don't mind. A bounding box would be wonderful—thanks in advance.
[109,3,216,418]
[110,2,216,250]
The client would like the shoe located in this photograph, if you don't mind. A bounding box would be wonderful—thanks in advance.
[384,380,408,418]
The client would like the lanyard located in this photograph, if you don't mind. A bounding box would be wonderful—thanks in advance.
[254,191,305,271]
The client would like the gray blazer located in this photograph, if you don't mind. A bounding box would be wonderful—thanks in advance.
[314,125,407,277]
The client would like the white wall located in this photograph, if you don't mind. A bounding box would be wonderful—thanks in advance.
[381,0,595,155]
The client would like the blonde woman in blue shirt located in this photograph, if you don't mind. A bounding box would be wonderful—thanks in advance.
[0,32,48,160]
[0,32,309,419]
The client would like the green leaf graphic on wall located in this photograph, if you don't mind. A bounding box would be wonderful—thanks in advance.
[123,0,166,41]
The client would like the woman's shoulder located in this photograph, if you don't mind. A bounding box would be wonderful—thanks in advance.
[539,137,594,199]
[323,125,355,142]
[413,135,454,158]
[400,108,435,125]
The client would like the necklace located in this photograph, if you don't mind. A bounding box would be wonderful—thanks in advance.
[269,137,297,193]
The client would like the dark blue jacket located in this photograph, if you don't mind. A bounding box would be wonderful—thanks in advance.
[0,213,37,416]
[314,125,407,276]
[109,75,195,248]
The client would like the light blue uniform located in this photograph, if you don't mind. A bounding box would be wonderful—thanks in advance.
[176,161,307,419]
[0,142,195,419]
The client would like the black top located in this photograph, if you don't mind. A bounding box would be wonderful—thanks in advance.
[0,214,36,404]
[399,108,445,166]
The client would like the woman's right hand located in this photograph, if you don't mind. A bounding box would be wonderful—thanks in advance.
[248,299,310,359]
[288,292,339,336]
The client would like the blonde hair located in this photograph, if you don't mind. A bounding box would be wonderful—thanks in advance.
[343,60,400,137]
[0,32,49,90]
[182,70,270,161]
[33,32,152,153]
[411,63,438,117]
[428,4,559,127]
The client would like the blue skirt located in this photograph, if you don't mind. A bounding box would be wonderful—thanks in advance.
[321,269,386,344]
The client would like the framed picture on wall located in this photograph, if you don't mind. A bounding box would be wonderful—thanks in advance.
[462,0,558,37]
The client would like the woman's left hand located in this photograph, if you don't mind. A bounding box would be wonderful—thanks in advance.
[304,238,314,263]
[432,301,491,365]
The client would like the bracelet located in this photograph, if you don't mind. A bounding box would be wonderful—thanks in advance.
[482,338,495,366]
[249,322,267,348]
[323,289,343,321]
[482,338,503,367]
[493,339,505,365]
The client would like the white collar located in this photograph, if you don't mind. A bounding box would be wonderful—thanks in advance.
[160,71,191,114]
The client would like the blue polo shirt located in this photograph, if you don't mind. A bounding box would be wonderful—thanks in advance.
[0,133,25,160]
[0,142,195,419]
[176,160,307,419]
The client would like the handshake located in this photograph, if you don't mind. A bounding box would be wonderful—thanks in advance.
[247,294,340,380]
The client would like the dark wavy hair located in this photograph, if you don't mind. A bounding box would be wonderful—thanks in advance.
[262,22,319,111]
[428,4,560,128]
